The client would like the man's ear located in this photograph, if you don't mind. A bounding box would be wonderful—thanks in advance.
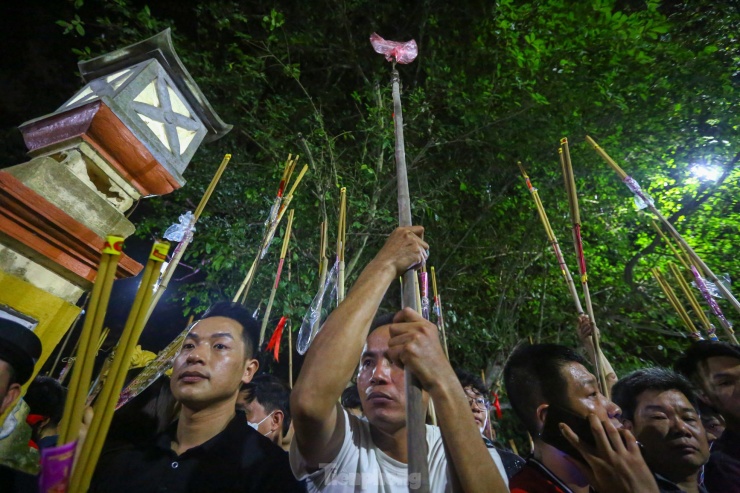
[272,410,284,433]
[535,403,549,435]
[0,383,21,415]
[241,358,259,385]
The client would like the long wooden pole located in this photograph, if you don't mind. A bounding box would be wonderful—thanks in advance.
[308,221,329,345]
[559,139,608,397]
[391,65,429,492]
[260,210,295,345]
[586,135,740,328]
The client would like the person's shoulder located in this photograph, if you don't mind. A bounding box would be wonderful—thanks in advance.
[509,461,566,493]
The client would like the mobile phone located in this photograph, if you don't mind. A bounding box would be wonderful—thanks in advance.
[540,404,595,462]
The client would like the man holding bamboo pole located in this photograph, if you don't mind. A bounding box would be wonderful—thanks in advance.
[89,301,304,493]
[289,226,508,492]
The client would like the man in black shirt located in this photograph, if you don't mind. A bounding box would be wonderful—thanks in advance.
[90,302,305,492]
[612,367,709,493]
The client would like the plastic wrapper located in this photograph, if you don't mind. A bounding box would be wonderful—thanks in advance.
[370,33,418,64]
[420,271,430,320]
[297,261,339,355]
[164,211,196,242]
[622,176,654,210]
[691,265,733,333]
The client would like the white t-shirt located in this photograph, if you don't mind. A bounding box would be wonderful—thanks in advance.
[290,408,509,492]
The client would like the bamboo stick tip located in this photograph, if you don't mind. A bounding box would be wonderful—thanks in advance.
[224,154,232,160]
[560,137,568,145]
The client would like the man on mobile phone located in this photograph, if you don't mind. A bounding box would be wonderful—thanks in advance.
[504,343,658,493]
[612,367,709,493]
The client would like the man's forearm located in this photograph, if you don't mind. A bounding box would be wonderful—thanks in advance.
[430,372,508,493]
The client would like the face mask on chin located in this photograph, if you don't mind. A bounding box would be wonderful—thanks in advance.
[247,411,275,436]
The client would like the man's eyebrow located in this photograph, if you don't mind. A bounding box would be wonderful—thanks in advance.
[185,333,199,340]
[361,349,380,359]
[579,376,598,387]
[711,372,734,381]
[210,332,235,340]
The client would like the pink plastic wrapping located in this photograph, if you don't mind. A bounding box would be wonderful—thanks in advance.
[370,33,418,64]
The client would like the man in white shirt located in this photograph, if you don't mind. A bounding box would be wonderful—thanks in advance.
[290,226,509,492]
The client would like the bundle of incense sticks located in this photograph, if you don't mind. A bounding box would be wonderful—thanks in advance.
[430,266,449,359]
[586,135,739,344]
[71,241,170,492]
[667,263,717,341]
[652,267,703,341]
[143,154,231,327]
[559,138,608,397]
[337,187,347,304]
[260,209,295,346]
[234,156,308,303]
[58,236,123,446]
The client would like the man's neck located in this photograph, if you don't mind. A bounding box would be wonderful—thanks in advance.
[369,421,409,463]
[173,397,236,455]
[670,474,700,493]
[534,441,591,493]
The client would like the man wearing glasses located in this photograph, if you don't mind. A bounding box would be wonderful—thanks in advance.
[456,368,526,480]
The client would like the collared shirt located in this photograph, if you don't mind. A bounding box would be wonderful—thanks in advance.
[704,428,740,493]
[654,473,708,493]
[509,458,596,493]
[89,411,306,493]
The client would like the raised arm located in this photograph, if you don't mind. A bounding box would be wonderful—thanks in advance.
[577,314,618,392]
[387,308,508,493]
[291,226,428,467]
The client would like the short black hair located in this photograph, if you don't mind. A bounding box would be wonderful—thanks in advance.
[242,374,291,434]
[24,376,66,425]
[369,312,396,334]
[674,340,740,381]
[503,343,589,436]
[341,383,362,410]
[455,368,487,397]
[201,301,260,358]
[612,367,698,421]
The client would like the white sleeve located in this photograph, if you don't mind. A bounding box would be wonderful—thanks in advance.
[289,406,362,488]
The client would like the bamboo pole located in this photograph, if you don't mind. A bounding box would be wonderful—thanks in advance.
[667,263,717,340]
[288,319,293,389]
[586,135,740,326]
[481,370,494,441]
[518,162,584,315]
[651,220,692,272]
[337,187,347,304]
[260,210,295,345]
[58,236,122,445]
[652,268,702,340]
[144,154,231,327]
[559,139,609,397]
[420,266,430,320]
[430,266,449,359]
[391,65,429,492]
[71,241,169,492]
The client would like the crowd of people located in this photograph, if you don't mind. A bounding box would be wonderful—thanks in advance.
[0,225,738,492]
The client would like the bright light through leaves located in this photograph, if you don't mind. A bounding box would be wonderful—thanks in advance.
[690,164,722,181]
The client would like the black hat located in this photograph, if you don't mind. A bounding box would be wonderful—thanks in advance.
[0,318,42,385]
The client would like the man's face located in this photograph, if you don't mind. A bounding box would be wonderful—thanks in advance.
[0,360,20,414]
[703,356,740,424]
[357,326,409,432]
[560,362,622,428]
[626,389,709,480]
[464,386,487,431]
[170,317,257,410]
